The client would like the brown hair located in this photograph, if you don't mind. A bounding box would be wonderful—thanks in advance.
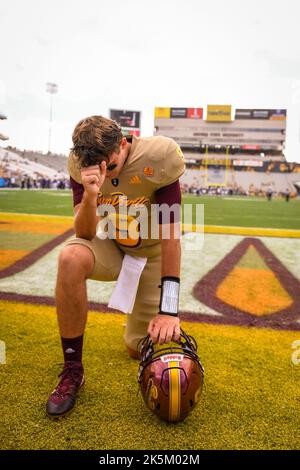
[71,115,123,167]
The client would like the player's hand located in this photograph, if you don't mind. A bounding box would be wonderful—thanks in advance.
[147,314,180,345]
[80,161,106,199]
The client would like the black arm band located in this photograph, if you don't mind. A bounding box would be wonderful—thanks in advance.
[158,276,180,317]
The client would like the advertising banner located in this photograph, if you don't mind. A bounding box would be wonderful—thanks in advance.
[187,108,203,119]
[206,105,232,122]
[170,108,187,118]
[235,109,287,120]
[154,107,171,119]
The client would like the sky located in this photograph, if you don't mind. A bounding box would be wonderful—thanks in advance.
[0,0,300,161]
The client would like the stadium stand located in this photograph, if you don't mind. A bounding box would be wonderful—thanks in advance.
[180,167,300,196]
[155,106,300,197]
[0,147,68,188]
[1,104,300,196]
[7,147,68,173]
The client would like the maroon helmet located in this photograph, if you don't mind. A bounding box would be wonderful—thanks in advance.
[138,330,204,422]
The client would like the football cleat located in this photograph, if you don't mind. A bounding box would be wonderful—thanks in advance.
[138,330,204,422]
[46,361,84,418]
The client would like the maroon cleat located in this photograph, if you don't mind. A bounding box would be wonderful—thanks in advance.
[46,361,84,418]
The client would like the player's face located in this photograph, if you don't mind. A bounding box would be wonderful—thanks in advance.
[105,151,122,178]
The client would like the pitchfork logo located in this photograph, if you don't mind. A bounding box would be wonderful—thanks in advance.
[161,354,183,363]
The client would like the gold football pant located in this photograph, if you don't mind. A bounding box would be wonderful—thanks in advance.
[65,236,161,352]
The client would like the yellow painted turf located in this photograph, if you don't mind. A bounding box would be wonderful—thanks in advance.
[0,212,73,223]
[0,249,29,269]
[0,212,73,235]
[0,301,300,450]
[2,213,300,239]
[216,267,293,316]
[183,223,300,238]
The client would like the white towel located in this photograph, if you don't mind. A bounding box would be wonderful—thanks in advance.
[108,254,147,314]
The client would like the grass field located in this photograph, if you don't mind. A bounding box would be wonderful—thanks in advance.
[1,302,299,450]
[0,189,300,229]
[0,190,73,216]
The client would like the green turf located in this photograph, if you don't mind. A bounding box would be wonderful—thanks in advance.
[0,302,299,450]
[182,195,300,229]
[0,190,300,229]
[0,190,74,216]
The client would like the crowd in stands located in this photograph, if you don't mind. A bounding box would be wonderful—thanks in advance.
[180,182,293,198]
[3,175,70,190]
[0,147,69,189]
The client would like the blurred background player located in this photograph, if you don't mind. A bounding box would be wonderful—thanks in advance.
[266,185,273,201]
[284,188,290,202]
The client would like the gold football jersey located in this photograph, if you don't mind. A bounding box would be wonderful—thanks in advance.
[68,135,185,257]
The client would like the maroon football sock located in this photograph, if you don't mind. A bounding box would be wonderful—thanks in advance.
[61,335,83,364]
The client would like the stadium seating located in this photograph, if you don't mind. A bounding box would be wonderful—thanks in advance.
[8,148,67,173]
[1,146,299,196]
[0,148,67,186]
[180,168,300,195]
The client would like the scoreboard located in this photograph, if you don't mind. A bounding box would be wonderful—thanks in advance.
[109,109,141,137]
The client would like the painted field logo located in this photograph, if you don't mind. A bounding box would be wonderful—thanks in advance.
[194,238,300,330]
[161,354,183,363]
[291,340,300,365]
[0,213,73,278]
[0,340,6,364]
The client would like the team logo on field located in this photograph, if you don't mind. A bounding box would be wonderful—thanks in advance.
[0,213,74,279]
[193,237,300,329]
[129,175,142,185]
[143,167,154,177]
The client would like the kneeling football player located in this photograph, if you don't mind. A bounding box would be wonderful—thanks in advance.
[46,115,185,418]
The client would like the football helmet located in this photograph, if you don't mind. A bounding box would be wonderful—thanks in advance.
[138,329,204,422]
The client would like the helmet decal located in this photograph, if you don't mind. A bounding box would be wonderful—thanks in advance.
[168,361,181,422]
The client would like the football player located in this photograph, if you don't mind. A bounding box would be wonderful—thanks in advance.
[46,115,185,418]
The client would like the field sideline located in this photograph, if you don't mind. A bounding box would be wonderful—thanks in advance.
[0,189,300,229]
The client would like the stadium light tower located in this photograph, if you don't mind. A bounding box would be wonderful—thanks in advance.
[46,82,58,154]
